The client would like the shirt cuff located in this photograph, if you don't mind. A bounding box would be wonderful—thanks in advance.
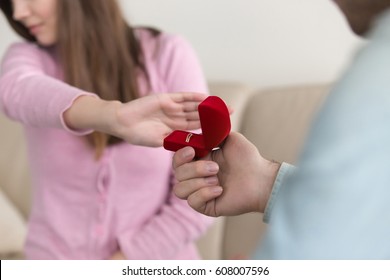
[262,162,296,224]
[60,92,99,136]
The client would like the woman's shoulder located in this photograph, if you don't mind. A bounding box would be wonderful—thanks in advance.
[1,41,59,76]
[4,41,50,58]
[2,41,56,67]
[135,28,195,61]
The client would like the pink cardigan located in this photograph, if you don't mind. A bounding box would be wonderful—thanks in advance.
[0,29,213,259]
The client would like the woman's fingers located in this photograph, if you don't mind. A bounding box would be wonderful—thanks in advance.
[182,101,201,113]
[169,92,207,103]
[184,120,201,130]
[184,111,200,121]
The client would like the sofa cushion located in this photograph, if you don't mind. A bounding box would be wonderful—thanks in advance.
[0,188,26,258]
[0,113,31,219]
[241,84,331,164]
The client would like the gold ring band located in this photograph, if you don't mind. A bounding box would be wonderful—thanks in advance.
[185,133,193,143]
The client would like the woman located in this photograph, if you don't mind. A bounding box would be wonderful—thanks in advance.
[0,0,212,259]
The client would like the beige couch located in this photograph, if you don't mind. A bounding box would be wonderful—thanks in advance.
[0,82,330,260]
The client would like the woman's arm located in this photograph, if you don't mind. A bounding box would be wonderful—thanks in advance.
[63,92,205,147]
[0,43,205,146]
[0,43,96,135]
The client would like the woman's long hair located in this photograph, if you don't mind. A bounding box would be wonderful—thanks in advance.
[0,0,159,158]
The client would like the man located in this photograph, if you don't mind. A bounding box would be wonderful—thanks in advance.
[172,0,390,259]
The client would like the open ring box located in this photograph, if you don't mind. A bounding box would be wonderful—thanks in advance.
[163,96,231,158]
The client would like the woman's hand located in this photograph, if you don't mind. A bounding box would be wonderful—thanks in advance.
[64,92,206,147]
[112,92,206,146]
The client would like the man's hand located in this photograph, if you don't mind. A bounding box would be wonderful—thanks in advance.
[173,132,280,217]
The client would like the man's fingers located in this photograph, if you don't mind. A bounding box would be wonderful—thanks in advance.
[173,176,219,199]
[174,160,219,181]
[172,147,196,169]
[187,187,223,216]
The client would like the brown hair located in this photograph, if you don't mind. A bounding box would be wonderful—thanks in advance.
[0,0,159,158]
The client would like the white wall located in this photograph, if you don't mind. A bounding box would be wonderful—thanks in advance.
[0,15,19,59]
[0,0,363,88]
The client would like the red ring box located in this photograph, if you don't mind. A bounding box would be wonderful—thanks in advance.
[163,96,231,157]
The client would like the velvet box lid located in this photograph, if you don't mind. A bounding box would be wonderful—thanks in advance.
[163,96,231,157]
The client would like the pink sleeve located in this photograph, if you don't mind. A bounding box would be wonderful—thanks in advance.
[118,34,213,259]
[0,43,97,135]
